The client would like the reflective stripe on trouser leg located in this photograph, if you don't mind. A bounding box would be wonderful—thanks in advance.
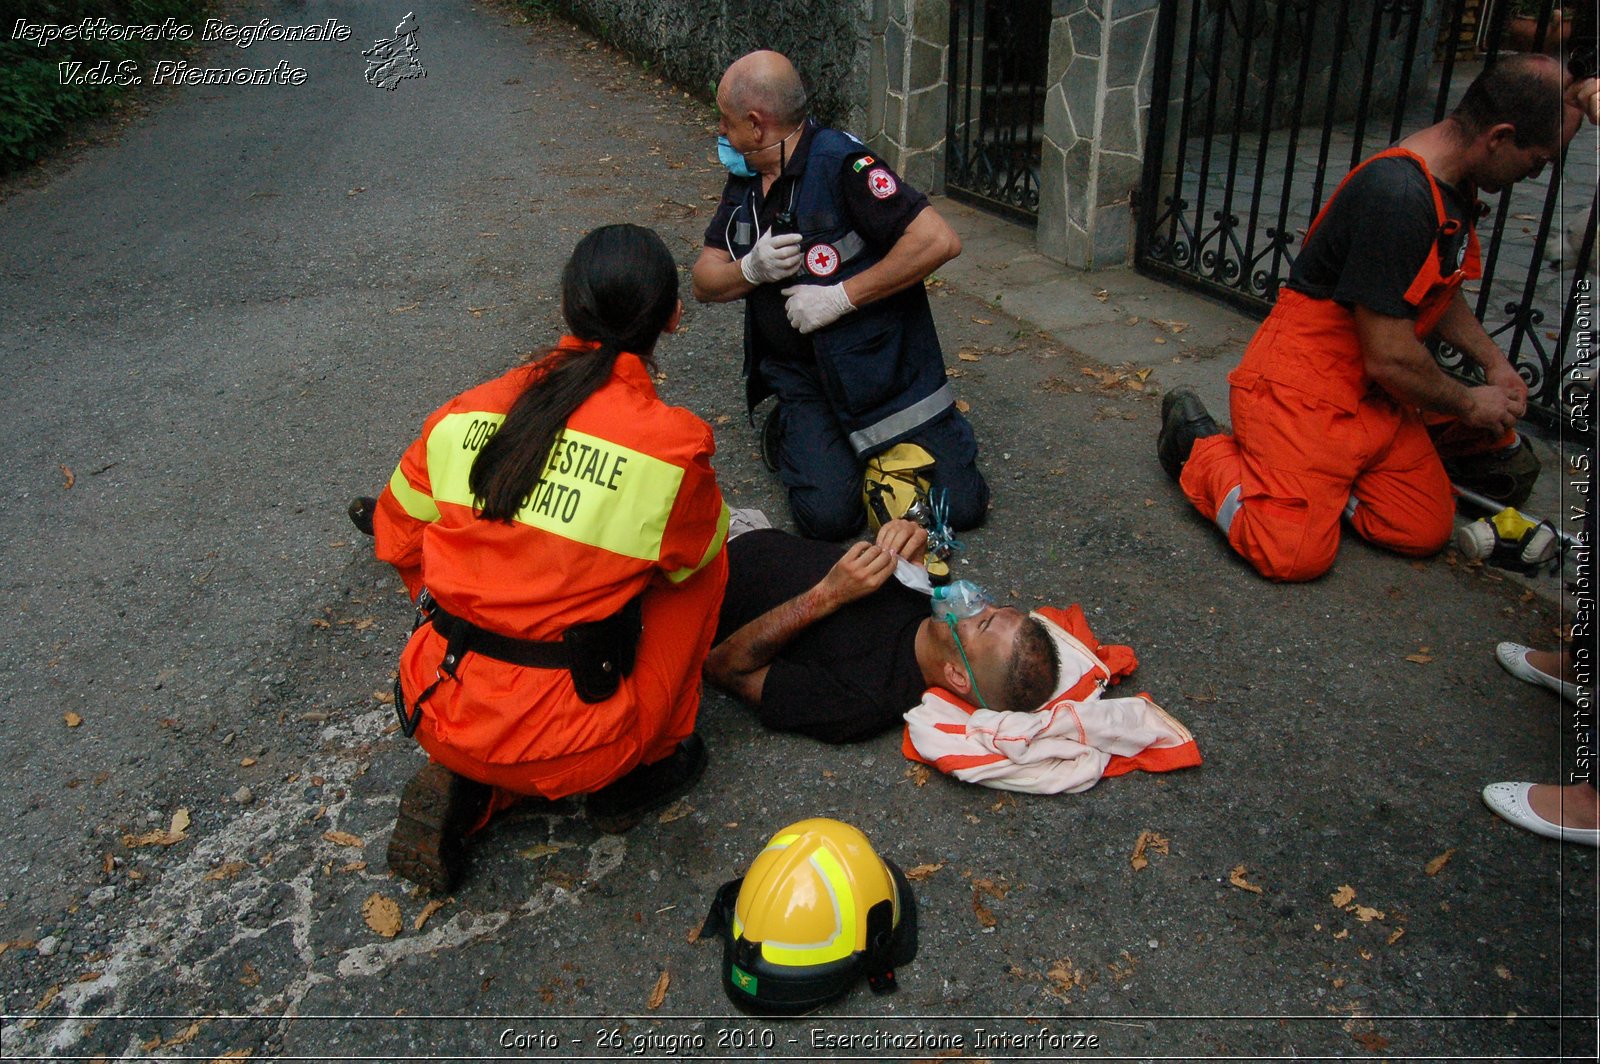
[1215,485,1243,534]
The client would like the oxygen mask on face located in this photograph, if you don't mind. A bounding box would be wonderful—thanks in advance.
[930,580,990,622]
[930,580,991,708]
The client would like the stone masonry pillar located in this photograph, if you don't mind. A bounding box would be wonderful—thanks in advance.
[1037,0,1160,269]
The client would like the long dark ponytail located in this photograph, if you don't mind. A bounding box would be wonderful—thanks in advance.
[470,224,680,521]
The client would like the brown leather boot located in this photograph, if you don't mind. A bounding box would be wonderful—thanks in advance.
[386,762,491,893]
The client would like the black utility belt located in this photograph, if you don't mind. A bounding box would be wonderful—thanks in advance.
[394,591,644,736]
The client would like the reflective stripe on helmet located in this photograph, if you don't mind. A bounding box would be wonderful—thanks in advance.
[733,833,860,968]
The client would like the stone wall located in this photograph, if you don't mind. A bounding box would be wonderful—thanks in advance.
[551,0,874,129]
[1037,0,1162,268]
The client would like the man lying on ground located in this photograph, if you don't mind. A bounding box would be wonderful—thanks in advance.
[704,517,1201,796]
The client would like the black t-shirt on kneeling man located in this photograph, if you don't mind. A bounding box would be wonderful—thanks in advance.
[715,530,929,744]
[1284,155,1473,319]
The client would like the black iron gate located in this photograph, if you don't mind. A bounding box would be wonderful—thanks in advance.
[1136,0,1597,426]
[945,0,1051,223]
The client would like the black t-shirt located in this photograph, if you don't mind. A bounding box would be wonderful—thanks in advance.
[715,530,929,744]
[1285,156,1473,319]
[703,125,930,363]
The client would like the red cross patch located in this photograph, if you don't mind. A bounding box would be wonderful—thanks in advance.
[806,243,840,277]
[867,168,897,199]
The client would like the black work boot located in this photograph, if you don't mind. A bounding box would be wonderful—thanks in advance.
[586,734,708,834]
[386,762,491,894]
[1157,388,1221,481]
[348,496,377,536]
[760,407,782,473]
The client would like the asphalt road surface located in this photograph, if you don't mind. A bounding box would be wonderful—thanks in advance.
[0,1,1593,1060]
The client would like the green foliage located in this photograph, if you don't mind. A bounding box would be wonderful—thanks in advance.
[0,0,213,173]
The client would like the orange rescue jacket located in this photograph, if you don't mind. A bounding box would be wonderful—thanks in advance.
[372,340,730,771]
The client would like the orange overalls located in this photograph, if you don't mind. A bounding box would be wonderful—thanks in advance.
[1181,147,1507,582]
[373,342,730,801]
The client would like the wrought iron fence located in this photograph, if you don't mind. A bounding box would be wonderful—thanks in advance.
[944,0,1051,224]
[1136,0,1598,427]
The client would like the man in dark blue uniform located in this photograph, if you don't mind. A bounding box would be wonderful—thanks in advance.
[692,50,988,541]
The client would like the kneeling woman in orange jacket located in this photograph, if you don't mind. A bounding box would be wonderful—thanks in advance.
[366,224,730,892]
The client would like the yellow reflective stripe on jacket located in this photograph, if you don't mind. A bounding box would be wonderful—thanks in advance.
[387,463,440,523]
[427,413,685,561]
[665,502,731,584]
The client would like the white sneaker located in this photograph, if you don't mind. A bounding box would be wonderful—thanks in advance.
[1494,642,1579,704]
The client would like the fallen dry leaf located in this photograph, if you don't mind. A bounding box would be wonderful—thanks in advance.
[973,877,1010,900]
[972,892,996,928]
[1333,928,1350,939]
[239,962,261,988]
[1351,905,1385,923]
[1424,849,1455,876]
[1387,927,1406,945]
[1106,949,1139,982]
[414,899,446,931]
[1093,288,1109,302]
[239,757,256,767]
[336,860,367,874]
[958,351,982,362]
[1130,830,1169,871]
[904,863,944,881]
[1404,653,1434,664]
[61,465,75,489]
[1352,1032,1389,1052]
[1152,318,1189,334]
[955,399,972,413]
[1496,965,1512,980]
[658,800,693,824]
[64,713,83,728]
[203,861,249,883]
[35,983,61,1010]
[323,831,363,848]
[124,808,191,849]
[362,893,402,938]
[374,690,395,705]
[905,763,931,787]
[971,316,992,325]
[1228,864,1264,894]
[647,970,670,1009]
[518,842,574,860]
[1331,884,1356,907]
[1045,958,1093,999]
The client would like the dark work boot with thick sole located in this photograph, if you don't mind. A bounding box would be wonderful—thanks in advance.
[586,735,708,835]
[386,762,491,894]
[1157,387,1222,481]
[348,496,377,536]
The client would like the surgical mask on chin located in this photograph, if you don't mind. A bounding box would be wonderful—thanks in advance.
[717,136,755,179]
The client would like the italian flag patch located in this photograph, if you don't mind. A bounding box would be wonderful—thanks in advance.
[852,155,875,172]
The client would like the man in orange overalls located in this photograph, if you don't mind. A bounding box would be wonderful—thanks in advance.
[1159,54,1584,582]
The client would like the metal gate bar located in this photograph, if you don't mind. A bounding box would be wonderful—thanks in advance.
[944,0,1049,223]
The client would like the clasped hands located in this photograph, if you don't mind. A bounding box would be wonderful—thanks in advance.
[817,520,929,608]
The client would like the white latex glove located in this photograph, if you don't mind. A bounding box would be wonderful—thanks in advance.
[739,231,804,285]
[781,283,855,334]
